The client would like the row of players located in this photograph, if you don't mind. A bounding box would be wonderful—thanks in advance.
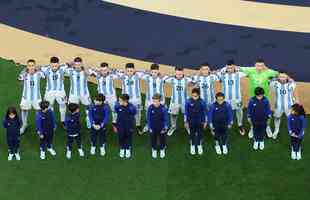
[3,87,306,161]
[17,57,298,141]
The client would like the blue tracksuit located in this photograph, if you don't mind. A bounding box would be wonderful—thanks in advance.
[247,96,272,142]
[185,98,207,146]
[115,102,137,150]
[64,112,82,150]
[3,117,22,154]
[287,114,307,152]
[208,101,233,146]
[88,103,110,147]
[147,104,169,150]
[35,109,56,151]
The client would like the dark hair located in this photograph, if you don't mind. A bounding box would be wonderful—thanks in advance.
[125,63,135,69]
[216,92,225,99]
[74,57,82,63]
[39,100,50,110]
[119,94,130,102]
[95,93,106,102]
[5,106,18,119]
[152,93,161,100]
[100,62,109,68]
[150,63,159,70]
[291,104,306,116]
[227,59,235,66]
[200,62,209,67]
[256,58,265,63]
[50,57,59,63]
[68,103,79,113]
[175,67,184,71]
[254,87,265,96]
[192,88,200,96]
[27,59,36,64]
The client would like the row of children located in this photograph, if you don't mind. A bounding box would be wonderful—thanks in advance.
[3,86,306,161]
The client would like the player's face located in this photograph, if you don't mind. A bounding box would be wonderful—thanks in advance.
[27,62,36,74]
[51,62,60,71]
[152,99,161,107]
[74,62,82,71]
[278,73,288,83]
[191,92,199,100]
[100,66,109,76]
[126,68,135,76]
[256,95,264,100]
[226,65,235,74]
[216,96,224,104]
[200,66,210,76]
[255,62,265,72]
[151,69,159,77]
[8,113,16,119]
[175,70,184,79]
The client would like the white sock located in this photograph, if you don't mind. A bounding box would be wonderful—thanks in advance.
[274,117,281,133]
[59,103,66,122]
[170,115,177,129]
[21,110,29,125]
[236,108,243,126]
[135,109,141,127]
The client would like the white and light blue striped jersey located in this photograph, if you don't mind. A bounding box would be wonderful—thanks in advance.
[118,71,144,100]
[66,68,90,97]
[20,71,45,101]
[142,74,168,103]
[90,69,118,96]
[192,74,219,105]
[270,80,296,111]
[41,64,67,93]
[165,76,192,105]
[218,70,245,103]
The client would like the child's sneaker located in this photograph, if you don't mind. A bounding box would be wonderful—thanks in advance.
[15,153,21,161]
[47,148,56,156]
[296,150,301,160]
[78,148,85,157]
[160,149,166,158]
[215,145,222,155]
[190,145,196,155]
[90,146,96,155]
[152,149,157,159]
[40,151,46,160]
[119,149,125,158]
[259,141,265,150]
[253,141,259,150]
[291,150,296,160]
[125,149,131,158]
[248,127,253,139]
[222,145,228,155]
[66,150,72,159]
[266,126,273,138]
[100,146,106,156]
[197,145,203,155]
[8,153,14,161]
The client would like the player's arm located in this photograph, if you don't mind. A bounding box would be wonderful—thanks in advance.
[17,69,26,81]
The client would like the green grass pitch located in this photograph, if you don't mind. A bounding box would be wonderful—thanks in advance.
[0,58,309,200]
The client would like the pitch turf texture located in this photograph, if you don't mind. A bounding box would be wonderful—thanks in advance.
[0,58,309,200]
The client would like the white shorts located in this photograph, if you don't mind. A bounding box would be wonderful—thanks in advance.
[274,108,290,118]
[227,100,242,110]
[68,95,91,106]
[20,98,41,110]
[44,91,66,105]
[129,99,142,111]
[105,95,117,110]
[169,103,185,115]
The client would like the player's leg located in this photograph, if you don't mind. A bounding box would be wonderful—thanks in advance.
[247,117,254,139]
[273,109,283,139]
[19,98,31,134]
[143,101,151,133]
[235,102,245,135]
[55,92,67,125]
[167,103,178,136]
[107,96,117,124]
[81,95,92,129]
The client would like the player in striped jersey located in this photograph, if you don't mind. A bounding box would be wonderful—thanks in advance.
[141,63,168,133]
[165,67,192,136]
[218,60,246,135]
[117,63,144,135]
[270,72,298,139]
[65,57,92,129]
[89,62,119,124]
[18,59,45,134]
[40,57,68,127]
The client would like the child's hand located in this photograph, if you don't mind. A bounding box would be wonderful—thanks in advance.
[39,134,44,139]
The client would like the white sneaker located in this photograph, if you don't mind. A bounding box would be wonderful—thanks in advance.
[66,150,72,159]
[222,145,228,155]
[167,127,176,136]
[8,154,14,161]
[253,141,259,150]
[100,146,106,156]
[160,150,166,158]
[272,130,279,140]
[296,151,301,160]
[78,148,85,157]
[47,148,56,156]
[90,146,96,155]
[190,145,196,155]
[40,151,46,160]
[15,153,21,161]
[259,141,265,150]
[215,145,222,155]
[266,126,273,138]
[20,124,28,135]
[152,149,157,159]
[125,149,131,158]
[143,126,149,133]
[197,145,203,155]
[119,149,125,158]
[291,150,296,160]
[248,128,253,139]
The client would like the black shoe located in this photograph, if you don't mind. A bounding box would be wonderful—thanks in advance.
[137,126,143,135]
